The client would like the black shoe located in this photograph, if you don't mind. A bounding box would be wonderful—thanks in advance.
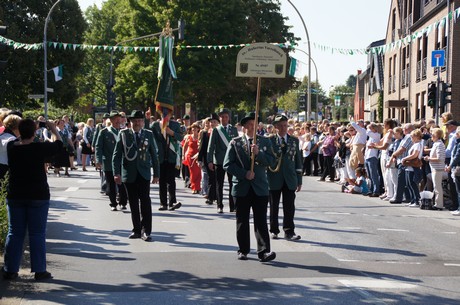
[271,233,278,240]
[2,267,18,280]
[402,199,411,203]
[169,202,182,211]
[205,199,213,205]
[158,205,168,211]
[141,233,152,242]
[285,234,301,241]
[129,232,141,239]
[120,205,127,210]
[217,208,223,214]
[238,253,248,260]
[369,193,380,197]
[110,206,117,211]
[229,209,236,213]
[259,251,276,262]
[34,271,53,281]
[389,200,402,204]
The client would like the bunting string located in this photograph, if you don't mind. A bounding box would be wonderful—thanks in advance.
[0,7,458,56]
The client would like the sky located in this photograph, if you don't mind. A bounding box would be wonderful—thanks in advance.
[77,0,392,93]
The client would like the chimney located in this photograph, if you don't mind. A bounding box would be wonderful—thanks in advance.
[357,70,362,75]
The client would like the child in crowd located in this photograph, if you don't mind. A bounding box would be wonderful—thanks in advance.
[342,167,369,194]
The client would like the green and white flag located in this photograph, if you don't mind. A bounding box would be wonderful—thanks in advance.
[52,65,63,82]
[155,36,177,117]
[288,57,304,79]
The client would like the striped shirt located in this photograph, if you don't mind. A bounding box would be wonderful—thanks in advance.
[429,140,446,171]
[397,134,413,164]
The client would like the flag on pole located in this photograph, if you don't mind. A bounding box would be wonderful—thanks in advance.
[288,57,305,80]
[52,65,63,82]
[155,32,177,124]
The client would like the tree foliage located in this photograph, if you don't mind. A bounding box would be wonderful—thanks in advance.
[81,0,298,116]
[0,0,86,111]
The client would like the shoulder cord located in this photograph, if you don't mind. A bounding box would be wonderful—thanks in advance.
[121,131,137,162]
[233,141,246,169]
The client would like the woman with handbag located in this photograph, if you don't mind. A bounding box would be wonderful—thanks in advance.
[446,126,460,216]
[401,129,423,207]
[424,128,446,210]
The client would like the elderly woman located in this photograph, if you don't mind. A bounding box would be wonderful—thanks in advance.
[81,118,94,171]
[424,128,446,209]
[0,114,22,180]
[2,119,62,281]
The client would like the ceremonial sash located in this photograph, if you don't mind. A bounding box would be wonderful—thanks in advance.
[217,125,231,146]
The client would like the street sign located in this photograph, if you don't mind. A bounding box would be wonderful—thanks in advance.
[28,94,44,99]
[236,43,287,78]
[431,50,445,67]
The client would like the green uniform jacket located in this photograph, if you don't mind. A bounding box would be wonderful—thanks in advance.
[267,134,303,191]
[207,124,239,165]
[95,126,119,171]
[112,128,160,183]
[150,120,183,165]
[223,135,275,197]
[92,123,104,145]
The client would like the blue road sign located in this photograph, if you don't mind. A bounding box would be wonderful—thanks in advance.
[431,50,445,67]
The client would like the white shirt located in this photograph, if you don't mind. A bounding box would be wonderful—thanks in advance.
[364,130,381,159]
[351,122,367,145]
[0,132,16,165]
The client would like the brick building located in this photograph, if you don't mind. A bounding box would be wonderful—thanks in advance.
[383,0,460,123]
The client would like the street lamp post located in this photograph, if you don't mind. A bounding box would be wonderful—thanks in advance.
[44,0,64,120]
[293,48,319,121]
[287,0,312,122]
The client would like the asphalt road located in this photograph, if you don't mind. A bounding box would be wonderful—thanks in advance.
[1,168,460,304]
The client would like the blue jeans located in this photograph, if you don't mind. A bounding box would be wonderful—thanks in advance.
[395,164,411,201]
[4,200,50,273]
[405,170,420,204]
[365,157,380,194]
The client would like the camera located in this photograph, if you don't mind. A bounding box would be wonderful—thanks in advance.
[39,121,46,128]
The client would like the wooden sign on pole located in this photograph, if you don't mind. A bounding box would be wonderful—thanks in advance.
[236,43,287,171]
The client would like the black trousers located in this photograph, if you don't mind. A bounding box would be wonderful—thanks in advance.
[269,183,296,236]
[125,173,152,235]
[303,155,312,176]
[206,165,217,201]
[105,171,127,207]
[234,187,270,258]
[160,162,177,206]
[215,165,235,211]
[311,152,319,175]
[321,155,335,181]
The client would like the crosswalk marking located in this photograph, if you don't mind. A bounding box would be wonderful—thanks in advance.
[65,187,79,192]
[377,228,409,232]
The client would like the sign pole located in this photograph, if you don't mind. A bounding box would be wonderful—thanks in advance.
[251,77,262,172]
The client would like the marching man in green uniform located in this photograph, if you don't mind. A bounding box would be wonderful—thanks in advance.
[95,110,128,211]
[267,114,302,241]
[93,112,110,195]
[223,112,276,262]
[147,108,183,211]
[113,110,160,241]
[207,108,239,213]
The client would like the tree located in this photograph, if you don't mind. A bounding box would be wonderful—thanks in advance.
[98,0,298,114]
[0,0,86,111]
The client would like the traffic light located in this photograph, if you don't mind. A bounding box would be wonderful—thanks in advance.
[298,94,306,111]
[106,83,116,111]
[440,82,452,108]
[178,19,185,40]
[427,82,436,108]
[0,25,8,71]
